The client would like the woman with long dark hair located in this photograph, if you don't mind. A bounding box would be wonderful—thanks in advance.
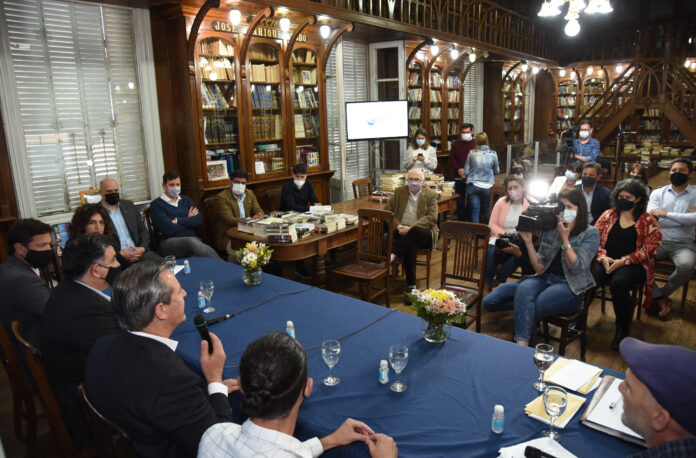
[69,203,131,268]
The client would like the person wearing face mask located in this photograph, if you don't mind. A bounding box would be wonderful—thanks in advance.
[483,177,531,296]
[149,171,220,259]
[40,233,123,451]
[214,169,264,260]
[100,177,162,264]
[556,120,600,163]
[0,218,53,348]
[449,123,476,221]
[404,128,437,173]
[462,132,500,224]
[384,169,439,303]
[508,159,528,181]
[281,163,321,213]
[572,161,611,224]
[646,158,696,320]
[593,179,661,350]
[483,188,599,346]
[548,160,582,198]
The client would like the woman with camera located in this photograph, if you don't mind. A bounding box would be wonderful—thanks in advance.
[593,179,661,350]
[462,132,499,223]
[482,188,599,346]
[403,128,437,173]
[483,176,530,295]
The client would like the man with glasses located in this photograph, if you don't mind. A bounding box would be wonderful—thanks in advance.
[557,120,600,163]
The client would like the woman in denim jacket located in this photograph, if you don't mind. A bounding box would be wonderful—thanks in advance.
[462,132,499,223]
[483,188,599,346]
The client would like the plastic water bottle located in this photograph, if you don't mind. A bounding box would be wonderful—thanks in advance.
[286,321,295,338]
[197,291,206,309]
[492,405,504,434]
[379,360,389,384]
[183,260,191,275]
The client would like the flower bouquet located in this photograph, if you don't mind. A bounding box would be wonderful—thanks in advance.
[235,241,273,285]
[406,288,468,343]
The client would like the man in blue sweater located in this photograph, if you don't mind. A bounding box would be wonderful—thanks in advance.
[149,171,220,259]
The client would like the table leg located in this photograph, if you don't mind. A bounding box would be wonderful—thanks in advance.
[313,254,326,288]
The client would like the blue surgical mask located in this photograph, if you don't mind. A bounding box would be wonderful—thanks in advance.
[565,170,576,181]
[416,138,426,147]
[562,209,577,223]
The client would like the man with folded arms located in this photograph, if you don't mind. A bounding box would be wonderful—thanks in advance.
[86,262,236,457]
[199,332,397,457]
[619,337,696,457]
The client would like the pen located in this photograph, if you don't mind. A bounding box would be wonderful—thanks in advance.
[609,396,622,409]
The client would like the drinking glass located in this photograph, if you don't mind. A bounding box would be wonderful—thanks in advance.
[199,280,215,314]
[164,255,176,273]
[533,343,554,391]
[389,344,409,392]
[542,386,568,441]
[321,340,341,386]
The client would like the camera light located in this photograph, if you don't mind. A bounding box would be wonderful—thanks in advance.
[528,179,550,200]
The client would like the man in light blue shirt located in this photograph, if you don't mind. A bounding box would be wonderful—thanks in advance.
[557,120,600,163]
[647,158,696,319]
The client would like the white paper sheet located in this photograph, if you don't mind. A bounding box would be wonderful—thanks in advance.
[309,205,332,214]
[498,437,577,458]
[548,359,603,392]
[254,161,265,174]
[586,378,643,440]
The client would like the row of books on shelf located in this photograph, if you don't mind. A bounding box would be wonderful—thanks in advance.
[408,125,419,136]
[296,145,319,167]
[292,50,316,64]
[431,122,441,136]
[446,74,459,88]
[204,116,237,144]
[292,67,317,85]
[430,89,442,102]
[584,95,600,106]
[252,114,282,140]
[294,89,318,109]
[559,84,577,95]
[250,64,280,83]
[584,85,604,95]
[447,91,459,103]
[408,88,422,102]
[294,114,319,138]
[447,108,458,118]
[447,123,459,135]
[407,71,422,86]
[206,149,239,181]
[640,119,662,130]
[200,39,234,56]
[253,150,283,174]
[200,58,234,80]
[251,86,279,110]
[558,95,575,106]
[557,108,576,118]
[644,108,660,117]
[201,83,235,109]
[430,107,441,118]
[557,119,575,130]
[430,73,442,86]
[408,106,421,119]
[248,46,277,61]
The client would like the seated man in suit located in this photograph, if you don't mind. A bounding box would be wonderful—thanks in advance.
[99,177,162,265]
[618,338,696,456]
[0,219,53,348]
[199,332,397,458]
[85,262,236,457]
[214,169,264,260]
[572,162,610,225]
[384,169,438,304]
[41,233,123,450]
[149,171,219,259]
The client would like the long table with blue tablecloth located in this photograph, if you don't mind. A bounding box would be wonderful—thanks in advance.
[171,258,641,457]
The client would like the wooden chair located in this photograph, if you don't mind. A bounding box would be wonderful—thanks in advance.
[393,249,432,289]
[352,178,373,199]
[142,206,158,253]
[537,288,594,361]
[654,259,689,313]
[11,322,92,458]
[261,188,283,212]
[39,243,63,289]
[332,209,395,307]
[79,189,102,205]
[597,283,644,321]
[202,196,227,258]
[0,324,39,456]
[439,222,490,333]
[77,384,132,458]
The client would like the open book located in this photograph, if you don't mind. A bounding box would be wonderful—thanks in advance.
[580,376,647,448]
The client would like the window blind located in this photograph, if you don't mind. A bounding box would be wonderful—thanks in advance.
[1,0,149,216]
[341,41,369,199]
[461,61,483,131]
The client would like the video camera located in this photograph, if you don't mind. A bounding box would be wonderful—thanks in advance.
[559,125,580,170]
[495,232,524,251]
[516,198,564,233]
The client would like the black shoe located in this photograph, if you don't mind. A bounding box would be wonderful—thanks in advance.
[611,326,629,351]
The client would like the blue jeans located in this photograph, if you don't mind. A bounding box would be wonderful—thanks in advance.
[482,274,583,342]
[466,183,490,224]
[455,179,467,221]
[484,245,519,285]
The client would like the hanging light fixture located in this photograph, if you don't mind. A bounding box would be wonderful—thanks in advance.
[450,46,459,60]
[279,17,291,33]
[229,9,241,26]
[587,66,594,75]
[538,0,613,37]
[559,68,566,77]
[570,71,577,79]
[532,66,540,74]
[564,17,581,36]
[320,25,331,39]
[469,48,477,62]
[685,59,691,67]
[616,64,623,73]
[431,41,439,56]
[521,61,528,72]
[416,51,425,61]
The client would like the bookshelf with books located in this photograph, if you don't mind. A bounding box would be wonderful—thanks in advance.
[582,77,605,114]
[502,76,524,143]
[556,79,578,131]
[290,47,322,171]
[445,66,461,147]
[428,65,443,152]
[407,60,424,137]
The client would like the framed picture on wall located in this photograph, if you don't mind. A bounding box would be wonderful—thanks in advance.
[206,160,228,181]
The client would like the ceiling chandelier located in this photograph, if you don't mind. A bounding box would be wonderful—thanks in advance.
[538,0,613,37]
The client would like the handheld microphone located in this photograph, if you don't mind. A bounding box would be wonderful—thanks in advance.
[524,445,557,458]
[207,313,234,325]
[194,314,213,354]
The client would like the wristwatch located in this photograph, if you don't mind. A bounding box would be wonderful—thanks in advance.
[561,243,572,250]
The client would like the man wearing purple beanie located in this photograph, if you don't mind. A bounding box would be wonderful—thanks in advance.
[619,337,696,457]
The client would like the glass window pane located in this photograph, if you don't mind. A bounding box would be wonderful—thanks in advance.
[377,48,398,80]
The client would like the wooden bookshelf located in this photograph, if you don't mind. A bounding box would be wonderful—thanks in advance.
[290,47,322,172]
[557,79,578,131]
[445,66,461,148]
[407,60,424,137]
[429,65,443,152]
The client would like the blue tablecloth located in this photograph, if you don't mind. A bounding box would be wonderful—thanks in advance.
[171,258,641,457]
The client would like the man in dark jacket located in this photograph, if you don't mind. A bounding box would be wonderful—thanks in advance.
[280,163,320,212]
[572,162,611,224]
[448,123,476,221]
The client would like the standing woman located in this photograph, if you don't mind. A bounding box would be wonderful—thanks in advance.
[594,179,661,350]
[404,128,437,173]
[462,132,500,223]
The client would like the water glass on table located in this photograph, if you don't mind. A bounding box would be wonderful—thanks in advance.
[542,386,568,441]
[164,255,176,273]
[533,343,554,391]
[322,340,341,386]
[199,280,215,314]
[389,344,409,392]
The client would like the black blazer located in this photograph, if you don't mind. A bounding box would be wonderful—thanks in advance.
[106,199,151,250]
[85,333,234,458]
[572,183,611,223]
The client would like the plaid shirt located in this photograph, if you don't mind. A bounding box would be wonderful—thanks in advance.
[630,439,696,458]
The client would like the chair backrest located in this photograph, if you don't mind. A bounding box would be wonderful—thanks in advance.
[0,323,37,433]
[261,188,282,212]
[202,196,219,248]
[356,209,394,264]
[39,244,64,289]
[352,178,373,199]
[77,384,132,458]
[143,206,154,240]
[440,221,490,290]
[11,321,77,457]
[79,189,102,205]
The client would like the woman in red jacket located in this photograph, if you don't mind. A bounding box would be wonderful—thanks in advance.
[594,178,662,350]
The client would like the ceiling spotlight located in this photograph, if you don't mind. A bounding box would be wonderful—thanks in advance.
[570,71,577,79]
[587,66,594,75]
[565,18,581,37]
[532,66,540,74]
[431,42,439,56]
[320,25,331,39]
[416,51,425,61]
[521,62,528,72]
[450,47,459,59]
[229,9,241,26]
[279,17,290,33]
[616,64,623,73]
[468,49,476,62]
[559,68,566,77]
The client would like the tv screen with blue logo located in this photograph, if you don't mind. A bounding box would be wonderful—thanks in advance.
[345,100,408,141]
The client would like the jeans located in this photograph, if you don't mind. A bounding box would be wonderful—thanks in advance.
[652,240,696,299]
[593,263,645,331]
[393,226,432,287]
[466,183,491,224]
[483,274,583,343]
[455,179,467,221]
[484,245,519,285]
[158,236,221,259]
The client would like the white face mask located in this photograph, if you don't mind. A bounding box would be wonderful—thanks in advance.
[232,183,246,196]
[294,179,305,189]
[461,133,472,141]
[579,130,590,139]
[509,190,523,201]
[562,209,577,223]
[167,186,181,198]
[416,138,425,147]
[565,170,576,181]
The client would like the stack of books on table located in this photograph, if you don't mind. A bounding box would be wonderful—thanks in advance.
[380,173,405,192]
[238,217,262,234]
[266,223,298,243]
[371,191,392,203]
[339,214,358,225]
[325,214,345,231]
[441,181,455,196]
[295,223,315,239]
[252,217,285,237]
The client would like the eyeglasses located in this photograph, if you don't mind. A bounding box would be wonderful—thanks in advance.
[407,178,422,183]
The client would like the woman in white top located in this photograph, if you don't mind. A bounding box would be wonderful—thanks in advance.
[548,160,582,198]
[404,128,437,173]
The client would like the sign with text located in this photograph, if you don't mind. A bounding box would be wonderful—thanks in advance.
[210,20,307,42]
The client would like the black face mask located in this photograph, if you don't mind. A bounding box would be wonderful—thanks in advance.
[24,249,53,268]
[581,176,597,188]
[103,266,122,286]
[104,192,120,205]
[511,167,524,175]
[617,198,635,211]
[670,172,689,186]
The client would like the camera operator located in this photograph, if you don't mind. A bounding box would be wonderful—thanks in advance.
[556,120,600,163]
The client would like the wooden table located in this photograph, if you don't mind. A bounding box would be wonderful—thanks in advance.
[226,194,458,288]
